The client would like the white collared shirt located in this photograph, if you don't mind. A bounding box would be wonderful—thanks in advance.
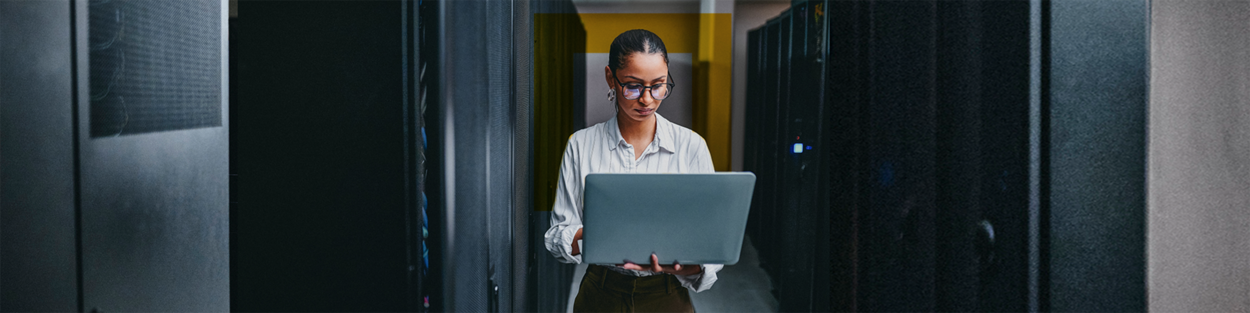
[543,113,723,293]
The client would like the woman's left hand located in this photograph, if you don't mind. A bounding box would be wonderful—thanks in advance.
[620,253,703,276]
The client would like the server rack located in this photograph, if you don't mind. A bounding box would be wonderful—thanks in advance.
[746,0,1148,311]
[790,3,833,311]
[755,14,784,275]
[745,2,833,311]
[2,0,231,310]
[233,1,425,310]
[235,0,560,311]
[743,29,762,241]
[771,13,790,293]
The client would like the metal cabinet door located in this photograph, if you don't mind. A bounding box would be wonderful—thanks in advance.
[825,1,1036,311]
[73,0,230,311]
[932,1,1034,311]
[1,0,78,310]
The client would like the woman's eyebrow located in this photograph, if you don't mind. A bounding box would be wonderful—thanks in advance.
[623,75,668,82]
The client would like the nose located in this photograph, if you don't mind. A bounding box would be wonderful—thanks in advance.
[638,88,658,106]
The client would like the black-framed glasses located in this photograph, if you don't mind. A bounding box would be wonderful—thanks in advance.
[612,70,675,100]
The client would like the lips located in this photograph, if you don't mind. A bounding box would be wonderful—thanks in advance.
[635,108,654,115]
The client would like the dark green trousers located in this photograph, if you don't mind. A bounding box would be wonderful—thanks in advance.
[573,265,695,313]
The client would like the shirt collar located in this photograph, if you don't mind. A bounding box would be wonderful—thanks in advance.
[654,114,676,153]
[604,113,676,153]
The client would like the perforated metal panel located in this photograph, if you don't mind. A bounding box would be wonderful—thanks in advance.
[88,0,221,137]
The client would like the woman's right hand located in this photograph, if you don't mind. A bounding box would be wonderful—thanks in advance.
[621,253,702,276]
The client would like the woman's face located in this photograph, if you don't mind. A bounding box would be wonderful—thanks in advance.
[606,52,669,123]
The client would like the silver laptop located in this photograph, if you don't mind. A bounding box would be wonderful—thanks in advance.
[582,173,756,265]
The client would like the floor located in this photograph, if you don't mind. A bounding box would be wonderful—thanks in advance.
[566,236,779,312]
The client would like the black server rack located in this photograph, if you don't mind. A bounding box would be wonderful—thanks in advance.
[746,0,1148,311]
[743,29,762,241]
[756,15,783,274]
[425,0,536,311]
[790,3,834,311]
[746,2,834,311]
[740,1,830,310]
[3,0,231,310]
[773,16,792,286]
[233,1,426,310]
[234,0,546,312]
[785,12,807,270]
[751,17,773,274]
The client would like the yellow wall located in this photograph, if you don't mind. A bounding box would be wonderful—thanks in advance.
[580,13,734,171]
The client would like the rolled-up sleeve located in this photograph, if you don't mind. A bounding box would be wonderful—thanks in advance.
[675,264,723,292]
[544,139,583,264]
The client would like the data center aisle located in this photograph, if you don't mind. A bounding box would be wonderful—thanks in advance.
[566,236,779,313]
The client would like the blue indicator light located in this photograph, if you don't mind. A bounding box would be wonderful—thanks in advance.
[806,145,813,150]
[793,143,804,154]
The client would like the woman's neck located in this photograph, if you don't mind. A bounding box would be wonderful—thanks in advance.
[616,112,656,147]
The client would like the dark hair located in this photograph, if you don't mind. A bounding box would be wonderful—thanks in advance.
[608,29,669,72]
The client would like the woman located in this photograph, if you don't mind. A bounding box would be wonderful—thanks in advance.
[544,29,722,312]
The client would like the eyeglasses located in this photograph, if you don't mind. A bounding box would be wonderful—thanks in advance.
[612,70,675,100]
